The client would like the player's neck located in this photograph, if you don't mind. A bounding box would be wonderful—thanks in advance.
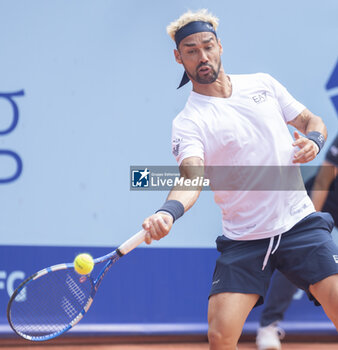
[192,69,232,98]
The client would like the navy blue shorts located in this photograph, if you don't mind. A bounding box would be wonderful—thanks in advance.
[210,212,338,306]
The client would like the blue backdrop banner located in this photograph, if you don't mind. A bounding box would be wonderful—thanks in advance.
[1,245,335,336]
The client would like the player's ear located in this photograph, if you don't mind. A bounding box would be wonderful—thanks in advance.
[174,49,183,64]
[218,39,223,55]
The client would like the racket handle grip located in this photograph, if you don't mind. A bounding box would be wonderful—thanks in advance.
[118,229,147,255]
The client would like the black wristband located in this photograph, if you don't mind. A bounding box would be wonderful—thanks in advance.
[155,200,184,223]
[306,131,325,154]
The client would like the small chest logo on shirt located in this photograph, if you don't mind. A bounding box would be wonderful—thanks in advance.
[333,255,338,263]
[172,138,182,157]
[252,92,267,104]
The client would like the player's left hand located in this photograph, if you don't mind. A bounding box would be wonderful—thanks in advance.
[292,130,319,164]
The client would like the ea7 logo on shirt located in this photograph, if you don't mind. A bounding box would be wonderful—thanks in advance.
[252,91,267,104]
[333,255,338,263]
[131,168,150,188]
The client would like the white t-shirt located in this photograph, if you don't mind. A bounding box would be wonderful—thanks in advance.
[172,73,315,240]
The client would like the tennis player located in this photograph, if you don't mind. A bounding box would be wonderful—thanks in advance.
[142,9,338,350]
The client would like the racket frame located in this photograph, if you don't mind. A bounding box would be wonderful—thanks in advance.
[7,229,146,341]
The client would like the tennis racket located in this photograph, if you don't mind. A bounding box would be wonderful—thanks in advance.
[7,229,147,342]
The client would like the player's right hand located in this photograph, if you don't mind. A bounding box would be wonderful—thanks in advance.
[142,213,173,244]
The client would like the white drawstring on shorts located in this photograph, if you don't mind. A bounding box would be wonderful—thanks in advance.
[262,234,282,270]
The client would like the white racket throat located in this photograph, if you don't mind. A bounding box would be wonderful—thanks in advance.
[117,229,147,255]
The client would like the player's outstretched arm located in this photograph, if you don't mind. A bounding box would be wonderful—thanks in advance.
[142,156,204,244]
[288,108,327,164]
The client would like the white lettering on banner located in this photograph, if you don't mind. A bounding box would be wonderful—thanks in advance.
[0,271,6,290]
[0,270,26,301]
[151,177,209,187]
[0,90,25,184]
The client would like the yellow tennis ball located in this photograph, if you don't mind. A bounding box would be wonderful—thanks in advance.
[74,253,94,275]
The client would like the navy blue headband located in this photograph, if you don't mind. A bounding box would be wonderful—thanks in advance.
[175,21,217,48]
[175,21,217,89]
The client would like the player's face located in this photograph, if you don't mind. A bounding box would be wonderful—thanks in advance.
[175,32,222,85]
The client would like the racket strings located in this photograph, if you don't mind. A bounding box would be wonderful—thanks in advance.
[9,269,93,340]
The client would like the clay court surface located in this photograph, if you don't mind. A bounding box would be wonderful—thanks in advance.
[2,344,338,349]
[41,345,338,350]
[1,340,338,349]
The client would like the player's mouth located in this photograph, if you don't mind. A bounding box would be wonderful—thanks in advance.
[198,66,211,74]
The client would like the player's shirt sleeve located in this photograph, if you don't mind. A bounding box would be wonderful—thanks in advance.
[171,116,204,165]
[325,134,338,167]
[265,74,306,123]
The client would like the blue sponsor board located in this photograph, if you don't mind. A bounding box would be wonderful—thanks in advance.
[0,245,335,336]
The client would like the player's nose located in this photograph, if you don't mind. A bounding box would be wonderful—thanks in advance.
[199,49,209,63]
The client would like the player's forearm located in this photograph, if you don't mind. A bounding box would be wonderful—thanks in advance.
[167,186,202,212]
[166,155,204,211]
[305,114,327,139]
[143,156,204,244]
[289,109,327,139]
